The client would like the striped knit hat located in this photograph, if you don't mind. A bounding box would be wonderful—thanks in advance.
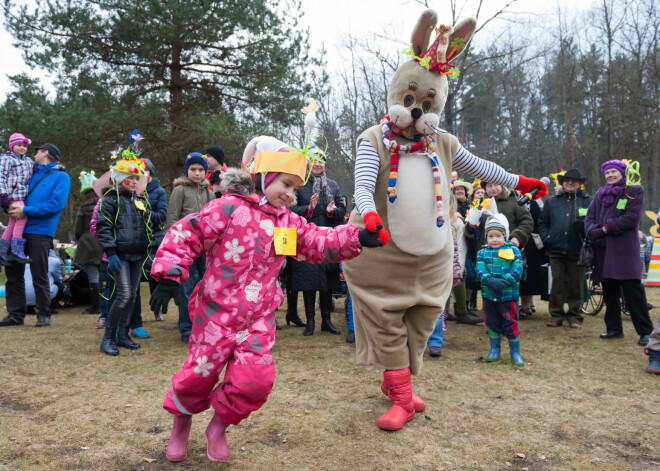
[9,133,30,151]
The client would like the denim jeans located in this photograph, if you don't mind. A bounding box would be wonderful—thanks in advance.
[179,255,206,339]
[106,259,143,329]
[427,298,450,348]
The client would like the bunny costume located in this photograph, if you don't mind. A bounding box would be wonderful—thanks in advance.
[152,170,363,424]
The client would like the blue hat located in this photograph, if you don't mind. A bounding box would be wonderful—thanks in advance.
[184,152,208,173]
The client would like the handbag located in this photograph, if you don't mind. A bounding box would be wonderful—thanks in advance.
[578,236,595,268]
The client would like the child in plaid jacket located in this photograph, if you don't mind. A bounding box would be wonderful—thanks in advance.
[476,214,525,366]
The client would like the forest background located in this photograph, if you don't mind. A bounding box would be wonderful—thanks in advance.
[0,0,657,241]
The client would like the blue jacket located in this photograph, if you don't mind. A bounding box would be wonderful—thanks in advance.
[23,162,71,237]
[144,177,168,248]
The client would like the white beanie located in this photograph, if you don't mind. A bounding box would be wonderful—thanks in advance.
[485,214,509,240]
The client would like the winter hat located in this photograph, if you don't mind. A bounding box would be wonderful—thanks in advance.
[601,160,627,177]
[79,171,97,194]
[205,146,225,166]
[9,133,30,151]
[184,152,208,174]
[141,158,156,176]
[485,214,509,240]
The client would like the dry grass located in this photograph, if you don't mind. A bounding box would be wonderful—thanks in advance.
[1,285,659,471]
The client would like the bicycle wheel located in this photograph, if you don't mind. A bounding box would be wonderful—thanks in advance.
[582,278,605,316]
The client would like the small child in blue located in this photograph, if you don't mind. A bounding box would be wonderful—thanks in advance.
[476,214,524,366]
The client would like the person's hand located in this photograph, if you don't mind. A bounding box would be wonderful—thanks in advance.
[8,203,26,219]
[510,237,520,248]
[309,193,319,212]
[326,200,336,214]
[108,254,122,274]
[466,208,481,227]
[359,225,384,248]
[452,276,462,288]
[149,279,180,314]
[589,227,606,247]
[0,194,10,209]
[486,277,508,292]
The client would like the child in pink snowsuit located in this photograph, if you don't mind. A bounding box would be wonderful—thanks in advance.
[150,140,383,463]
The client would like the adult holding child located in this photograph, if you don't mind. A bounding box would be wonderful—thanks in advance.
[584,160,653,346]
[0,143,70,328]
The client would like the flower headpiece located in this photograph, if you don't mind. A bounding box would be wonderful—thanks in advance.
[403,24,465,78]
[79,171,97,194]
[109,129,146,176]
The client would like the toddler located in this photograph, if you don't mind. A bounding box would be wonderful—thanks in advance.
[476,214,524,366]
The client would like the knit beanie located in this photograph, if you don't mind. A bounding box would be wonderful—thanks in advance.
[9,133,30,151]
[601,160,627,177]
[184,152,208,174]
[205,146,225,166]
[485,214,509,240]
[142,158,156,176]
[263,172,279,189]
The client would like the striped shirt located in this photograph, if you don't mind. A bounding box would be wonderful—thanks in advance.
[354,139,519,216]
[0,151,34,201]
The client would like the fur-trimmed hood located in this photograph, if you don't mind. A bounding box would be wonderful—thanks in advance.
[219,168,255,197]
[173,176,210,188]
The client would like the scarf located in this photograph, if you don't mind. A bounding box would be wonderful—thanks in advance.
[312,171,333,205]
[596,178,626,207]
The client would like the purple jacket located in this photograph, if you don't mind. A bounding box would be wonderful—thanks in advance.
[584,185,643,282]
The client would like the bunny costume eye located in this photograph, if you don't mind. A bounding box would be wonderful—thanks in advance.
[420,97,434,113]
[402,90,416,108]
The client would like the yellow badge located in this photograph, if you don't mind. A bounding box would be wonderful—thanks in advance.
[498,248,515,260]
[273,227,297,256]
[134,200,145,212]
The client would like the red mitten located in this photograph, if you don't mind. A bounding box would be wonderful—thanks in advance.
[515,175,548,200]
[363,211,390,246]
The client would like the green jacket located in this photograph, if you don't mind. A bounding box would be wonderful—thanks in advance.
[476,241,523,302]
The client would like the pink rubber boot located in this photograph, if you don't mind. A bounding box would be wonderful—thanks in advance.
[206,412,229,462]
[377,368,416,431]
[166,415,192,462]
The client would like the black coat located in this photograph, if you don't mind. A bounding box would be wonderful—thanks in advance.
[289,175,345,292]
[73,201,103,266]
[96,187,151,262]
[538,189,593,256]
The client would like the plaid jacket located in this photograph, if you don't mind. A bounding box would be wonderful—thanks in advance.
[0,151,34,200]
[476,241,523,302]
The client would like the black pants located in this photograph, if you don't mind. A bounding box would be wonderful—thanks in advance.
[602,279,653,335]
[5,234,53,321]
[549,254,584,324]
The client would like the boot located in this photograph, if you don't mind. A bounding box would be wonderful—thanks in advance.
[285,290,306,327]
[206,412,229,462]
[381,380,426,412]
[100,327,119,356]
[486,330,501,362]
[320,291,340,334]
[8,238,32,264]
[82,283,101,314]
[320,312,340,334]
[116,323,140,349]
[456,311,483,325]
[377,368,415,431]
[302,291,315,336]
[0,239,10,264]
[509,337,524,367]
[166,415,192,462]
[645,349,660,374]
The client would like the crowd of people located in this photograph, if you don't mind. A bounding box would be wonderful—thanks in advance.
[1,130,659,463]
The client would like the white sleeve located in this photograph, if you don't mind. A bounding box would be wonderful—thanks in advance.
[354,139,380,216]
[453,144,519,188]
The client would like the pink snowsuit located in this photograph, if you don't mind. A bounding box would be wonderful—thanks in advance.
[152,192,363,425]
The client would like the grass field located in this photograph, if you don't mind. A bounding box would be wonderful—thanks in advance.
[1,286,659,471]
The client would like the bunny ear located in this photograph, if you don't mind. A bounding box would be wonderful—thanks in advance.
[411,9,439,57]
[489,197,499,215]
[448,17,476,61]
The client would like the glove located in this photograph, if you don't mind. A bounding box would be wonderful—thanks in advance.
[363,211,389,246]
[515,175,548,200]
[466,208,482,226]
[149,279,181,314]
[453,276,462,288]
[359,225,384,248]
[107,254,122,274]
[589,226,606,247]
[486,277,508,292]
[0,194,10,209]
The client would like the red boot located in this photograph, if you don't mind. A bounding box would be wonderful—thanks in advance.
[381,381,426,412]
[377,368,416,431]
[166,414,192,462]
[206,412,229,462]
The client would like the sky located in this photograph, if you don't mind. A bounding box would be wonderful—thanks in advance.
[0,0,600,100]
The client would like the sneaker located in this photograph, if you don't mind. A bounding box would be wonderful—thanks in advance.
[154,311,164,322]
[95,317,106,329]
[429,346,442,357]
[0,315,24,327]
[35,315,51,327]
[130,327,151,338]
[346,330,355,343]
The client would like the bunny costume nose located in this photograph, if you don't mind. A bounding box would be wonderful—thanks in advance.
[411,108,423,120]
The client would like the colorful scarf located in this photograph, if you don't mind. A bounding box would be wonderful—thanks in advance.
[596,178,626,207]
[312,171,333,204]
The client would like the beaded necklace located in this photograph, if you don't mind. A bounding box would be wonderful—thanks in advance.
[380,115,444,227]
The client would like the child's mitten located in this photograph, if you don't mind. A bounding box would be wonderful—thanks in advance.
[108,254,122,274]
[359,225,384,248]
[486,277,508,292]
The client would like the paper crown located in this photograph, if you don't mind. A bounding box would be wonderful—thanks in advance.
[79,171,97,194]
[251,150,308,183]
[413,25,465,78]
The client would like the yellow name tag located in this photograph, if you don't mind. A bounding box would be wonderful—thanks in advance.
[273,227,297,256]
[498,248,515,260]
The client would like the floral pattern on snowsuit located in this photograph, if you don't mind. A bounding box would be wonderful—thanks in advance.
[151,192,362,425]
